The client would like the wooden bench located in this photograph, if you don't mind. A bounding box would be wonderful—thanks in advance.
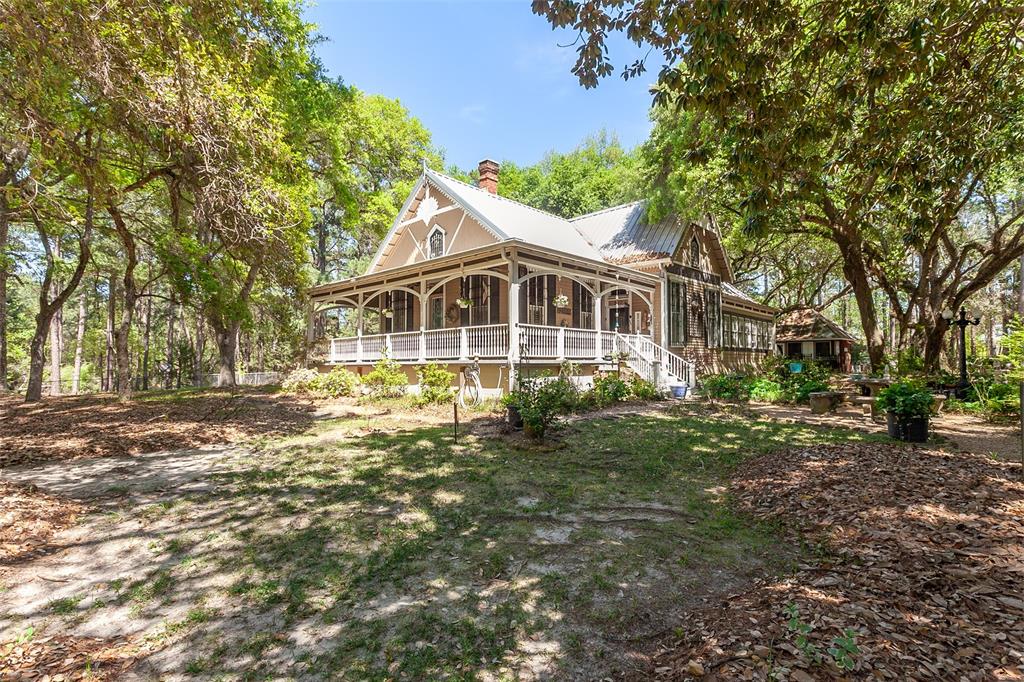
[809,391,846,415]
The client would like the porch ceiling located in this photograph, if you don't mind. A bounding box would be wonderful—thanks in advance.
[309,240,659,307]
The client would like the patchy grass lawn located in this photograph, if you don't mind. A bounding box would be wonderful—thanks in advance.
[0,403,883,680]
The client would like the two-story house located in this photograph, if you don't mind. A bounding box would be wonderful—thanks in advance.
[308,160,775,393]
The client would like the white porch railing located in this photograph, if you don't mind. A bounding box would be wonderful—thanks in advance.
[329,324,510,363]
[326,324,695,387]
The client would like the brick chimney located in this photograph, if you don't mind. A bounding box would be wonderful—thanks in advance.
[477,159,499,194]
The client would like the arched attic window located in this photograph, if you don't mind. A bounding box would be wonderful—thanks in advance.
[428,226,445,259]
[689,236,701,268]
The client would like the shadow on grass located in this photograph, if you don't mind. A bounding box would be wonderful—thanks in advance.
[5,407,892,680]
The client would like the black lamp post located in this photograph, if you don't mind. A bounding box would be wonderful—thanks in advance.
[942,306,981,398]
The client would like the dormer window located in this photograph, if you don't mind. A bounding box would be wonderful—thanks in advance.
[427,226,445,259]
[689,236,701,268]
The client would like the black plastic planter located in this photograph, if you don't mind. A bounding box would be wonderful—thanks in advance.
[507,405,523,430]
[887,413,929,443]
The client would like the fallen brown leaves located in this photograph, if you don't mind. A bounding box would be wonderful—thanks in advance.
[0,633,156,681]
[651,443,1024,681]
[0,481,84,566]
[0,389,316,468]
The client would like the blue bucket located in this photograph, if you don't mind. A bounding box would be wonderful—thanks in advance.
[671,384,689,399]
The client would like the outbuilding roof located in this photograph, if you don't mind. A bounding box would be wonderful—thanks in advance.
[775,308,857,342]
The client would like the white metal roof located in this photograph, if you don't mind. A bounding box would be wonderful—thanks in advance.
[425,169,605,261]
[570,202,683,262]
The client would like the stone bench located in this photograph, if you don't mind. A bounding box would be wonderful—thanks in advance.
[848,394,876,417]
[932,393,947,415]
[809,391,846,415]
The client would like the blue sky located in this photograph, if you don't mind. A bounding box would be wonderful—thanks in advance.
[304,0,663,170]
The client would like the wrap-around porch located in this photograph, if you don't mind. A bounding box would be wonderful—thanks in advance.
[311,243,661,367]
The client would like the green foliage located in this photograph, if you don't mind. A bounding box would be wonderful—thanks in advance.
[282,367,360,398]
[949,379,1021,423]
[999,316,1024,382]
[702,373,752,402]
[893,348,925,378]
[503,379,565,439]
[495,131,640,218]
[627,376,660,401]
[414,363,455,405]
[703,358,834,404]
[783,604,860,671]
[591,374,629,406]
[748,378,782,403]
[876,381,934,419]
[364,353,408,399]
[828,629,861,672]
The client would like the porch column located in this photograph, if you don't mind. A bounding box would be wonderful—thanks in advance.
[419,280,427,362]
[507,254,520,391]
[593,293,603,361]
[356,293,364,364]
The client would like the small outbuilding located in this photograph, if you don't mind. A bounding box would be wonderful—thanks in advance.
[775,308,856,372]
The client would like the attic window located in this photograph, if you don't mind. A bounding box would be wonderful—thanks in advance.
[428,226,445,258]
[689,237,701,268]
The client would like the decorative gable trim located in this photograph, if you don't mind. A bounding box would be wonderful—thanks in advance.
[366,171,506,274]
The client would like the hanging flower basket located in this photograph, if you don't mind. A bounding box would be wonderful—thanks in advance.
[552,293,569,308]
[381,308,394,319]
[456,297,473,309]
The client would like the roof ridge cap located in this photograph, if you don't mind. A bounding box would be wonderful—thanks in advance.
[426,167,570,224]
[569,200,645,222]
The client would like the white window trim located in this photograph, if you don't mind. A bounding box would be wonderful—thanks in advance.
[427,225,446,259]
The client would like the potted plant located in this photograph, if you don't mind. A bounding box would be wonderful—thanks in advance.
[380,307,394,319]
[876,380,934,442]
[552,293,569,308]
[456,297,473,309]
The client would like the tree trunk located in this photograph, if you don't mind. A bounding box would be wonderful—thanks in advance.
[72,290,86,394]
[193,316,205,386]
[165,295,177,389]
[110,205,138,400]
[49,239,63,396]
[0,195,9,393]
[214,322,241,388]
[104,275,116,391]
[1018,254,1024,316]
[25,206,93,402]
[208,262,261,389]
[836,236,886,372]
[142,295,152,390]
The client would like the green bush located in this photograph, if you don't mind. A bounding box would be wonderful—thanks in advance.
[627,376,660,401]
[702,373,752,401]
[504,379,565,439]
[313,367,361,398]
[282,367,360,398]
[748,377,783,402]
[954,380,1021,422]
[592,374,630,406]
[282,368,320,393]
[876,380,934,419]
[364,353,408,399]
[415,362,455,405]
[787,379,830,404]
[544,376,584,413]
